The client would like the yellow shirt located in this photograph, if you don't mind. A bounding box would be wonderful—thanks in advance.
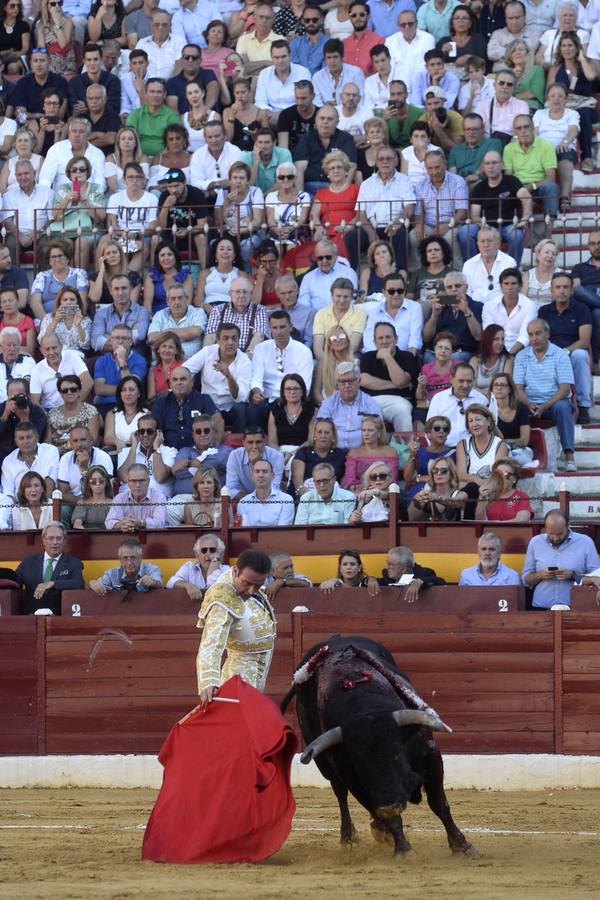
[313,304,368,337]
[235,30,279,62]
[419,109,464,146]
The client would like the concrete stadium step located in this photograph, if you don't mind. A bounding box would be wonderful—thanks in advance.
[573,170,600,191]
[573,447,600,468]
[547,470,600,494]
[574,423,600,444]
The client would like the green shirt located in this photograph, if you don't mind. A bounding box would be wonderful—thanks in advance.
[388,105,425,150]
[448,137,504,176]
[126,104,181,157]
[241,146,292,193]
[515,64,546,111]
[503,135,557,184]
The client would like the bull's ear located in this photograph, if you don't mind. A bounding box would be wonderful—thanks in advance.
[392,710,452,734]
[300,726,343,763]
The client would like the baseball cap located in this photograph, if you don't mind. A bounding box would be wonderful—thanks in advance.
[424,86,446,101]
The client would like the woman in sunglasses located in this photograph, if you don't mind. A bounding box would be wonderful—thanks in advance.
[348,461,394,523]
[51,155,106,269]
[342,414,399,492]
[319,548,380,595]
[35,0,76,75]
[103,374,149,452]
[265,162,311,247]
[166,533,229,601]
[403,415,453,501]
[71,465,114,530]
[45,374,99,453]
[408,457,467,522]
[183,466,232,527]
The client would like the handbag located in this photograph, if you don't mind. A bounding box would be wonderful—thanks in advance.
[564,95,597,109]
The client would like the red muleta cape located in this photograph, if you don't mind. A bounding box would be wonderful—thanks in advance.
[142,676,298,864]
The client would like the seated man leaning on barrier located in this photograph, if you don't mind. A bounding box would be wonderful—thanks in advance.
[263,551,313,602]
[458,531,521,587]
[237,458,295,526]
[378,545,446,603]
[104,463,168,531]
[89,539,164,595]
[294,461,356,525]
[166,534,230,601]
[15,521,84,615]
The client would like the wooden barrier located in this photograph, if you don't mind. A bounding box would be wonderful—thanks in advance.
[0,618,38,754]
[61,589,199,617]
[273,585,526,614]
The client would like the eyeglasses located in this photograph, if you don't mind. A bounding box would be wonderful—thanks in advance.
[193,427,212,435]
[431,425,450,433]
[89,478,106,485]
[199,546,218,553]
[369,473,388,481]
[317,254,333,261]
[138,427,156,435]
[496,80,515,87]
[386,287,405,295]
[278,173,295,180]
[433,468,449,474]
[303,16,320,23]
[183,54,200,61]
[60,386,78,394]
[399,20,416,27]
[70,166,87,174]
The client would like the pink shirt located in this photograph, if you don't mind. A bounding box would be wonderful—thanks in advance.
[420,359,459,401]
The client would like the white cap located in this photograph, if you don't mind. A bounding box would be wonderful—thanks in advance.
[550,604,571,611]
[33,608,54,615]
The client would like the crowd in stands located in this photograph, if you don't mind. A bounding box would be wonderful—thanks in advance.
[0,0,600,543]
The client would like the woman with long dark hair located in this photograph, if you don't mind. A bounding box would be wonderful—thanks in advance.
[547,31,597,172]
[103,375,149,452]
[490,371,534,467]
[143,241,193,316]
[469,324,512,395]
[319,548,380,594]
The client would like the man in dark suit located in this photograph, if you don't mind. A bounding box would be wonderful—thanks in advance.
[15,522,84,615]
[378,545,445,603]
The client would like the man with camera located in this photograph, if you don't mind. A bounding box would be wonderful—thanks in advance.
[89,539,163,595]
[0,377,46,464]
[419,86,464,153]
[385,80,425,151]
[422,272,483,364]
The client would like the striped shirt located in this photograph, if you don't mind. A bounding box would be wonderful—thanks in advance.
[513,341,574,406]
[415,171,469,227]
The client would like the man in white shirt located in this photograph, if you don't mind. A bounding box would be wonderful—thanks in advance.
[336,82,373,137]
[0,329,35,402]
[38,117,106,193]
[185,321,252,432]
[171,0,221,48]
[135,9,186,79]
[254,40,311,125]
[117,413,177,497]
[482,267,537,352]
[1,421,59,499]
[2,160,53,258]
[427,363,497,447]
[237,458,294,526]
[189,120,243,194]
[312,37,365,106]
[363,272,423,353]
[294,461,356,525]
[587,19,600,79]
[346,145,415,271]
[384,10,434,84]
[30,335,92,410]
[57,425,114,513]
[297,239,358,310]
[147,283,207,359]
[461,226,516,303]
[363,43,394,110]
[120,49,149,119]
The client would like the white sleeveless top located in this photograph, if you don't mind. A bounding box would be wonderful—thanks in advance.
[204,267,239,305]
[462,434,503,479]
[183,110,220,152]
[527,268,553,308]
[114,409,149,445]
[401,144,437,187]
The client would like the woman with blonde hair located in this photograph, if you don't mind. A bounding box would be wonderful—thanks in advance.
[183,466,232,527]
[35,0,76,74]
[504,39,545,111]
[342,414,399,492]
[358,240,396,298]
[522,239,560,306]
[0,127,42,191]
[408,457,468,521]
[88,238,142,307]
[348,460,394,523]
[105,126,149,193]
[356,116,389,180]
[312,325,354,404]
[311,149,359,254]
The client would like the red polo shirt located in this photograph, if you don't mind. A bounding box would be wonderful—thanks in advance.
[342,30,384,75]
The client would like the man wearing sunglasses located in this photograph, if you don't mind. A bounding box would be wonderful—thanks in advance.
[384,10,434,85]
[297,239,358,311]
[474,69,528,146]
[166,42,218,113]
[167,413,232,525]
[363,272,423,354]
[344,1,383,75]
[117,414,177,499]
[290,6,327,75]
[167,534,229,601]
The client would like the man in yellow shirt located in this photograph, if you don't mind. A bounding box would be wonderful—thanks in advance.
[236,3,279,76]
[312,277,367,359]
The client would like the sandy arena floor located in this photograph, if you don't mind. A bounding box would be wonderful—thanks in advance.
[1,787,599,899]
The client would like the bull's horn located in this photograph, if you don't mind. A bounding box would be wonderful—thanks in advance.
[392,709,453,734]
[300,726,343,763]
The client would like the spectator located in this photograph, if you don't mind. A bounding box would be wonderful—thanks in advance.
[513,318,576,470]
[189,120,243,196]
[1,421,59,499]
[415,334,459,417]
[403,414,453,500]
[345,146,415,272]
[383,80,425,152]
[223,77,269,153]
[360,321,419,432]
[56,424,113,517]
[313,325,353,404]
[44,374,99,454]
[522,509,599,609]
[203,276,269,356]
[238,457,295,526]
[135,9,185,81]
[116,413,177,498]
[406,235,453,302]
[462,227,517,303]
[105,463,167,530]
[409,47,460,110]
[422,272,483,364]
[254,40,311,124]
[341,414,399,491]
[144,242,193,319]
[12,471,53,531]
[533,83,581,212]
[378,544,446,602]
[266,372,315,470]
[418,86,464,152]
[181,466,232,528]
[412,150,468,265]
[105,126,149,194]
[127,80,182,159]
[35,0,77,75]
[324,0,353,40]
[264,162,311,247]
[469,324,513,396]
[69,43,121,118]
[1,159,53,261]
[276,79,318,155]
[537,272,593,425]
[0,127,43,196]
[490,371,533,467]
[147,283,205,362]
[358,239,397,299]
[272,275,315,348]
[181,80,221,153]
[294,460,356,524]
[89,272,148,352]
[93,325,148,419]
[0,288,35,356]
[106,162,158,272]
[0,329,35,402]
[298,239,358,311]
[89,538,163,593]
[572,230,600,372]
[385,11,435,85]
[447,113,503,188]
[343,1,383,74]
[194,237,241,314]
[310,150,360,255]
[31,334,92,411]
[200,19,236,81]
[214,160,265,268]
[87,0,126,45]
[166,534,229,601]
[235,3,278,77]
[50,154,106,270]
[477,457,533,522]
[474,68,529,145]
[536,3,590,68]
[291,418,347,496]
[103,374,150,452]
[487,1,539,66]
[347,460,394,523]
[156,167,209,265]
[184,323,250,432]
[39,116,106,195]
[38,286,91,356]
[15,521,83,615]
[290,6,328,74]
[263,550,313,601]
[505,38,545,111]
[399,120,436,188]
[458,532,521,585]
[457,54,495,115]
[311,37,364,107]
[148,121,192,190]
[336,81,374,137]
[312,277,366,359]
[437,5,488,66]
[293,103,357,196]
[363,43,394,111]
[10,46,69,121]
[316,361,382,448]
[85,83,121,156]
[165,42,219,113]
[248,311,313,424]
[319,549,379,594]
[119,48,149,120]
[522,237,559,307]
[169,414,232,512]
[408,456,467,521]
[427,363,494,447]
[363,272,423,355]
[455,403,508,515]
[547,31,597,173]
[225,425,284,501]
[153,365,222,449]
[29,238,89,322]
[503,114,559,224]
[482,268,537,352]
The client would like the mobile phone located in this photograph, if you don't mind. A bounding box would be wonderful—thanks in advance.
[71,176,80,206]
[46,115,58,124]
[387,100,397,109]
[438,293,458,305]
[548,566,559,572]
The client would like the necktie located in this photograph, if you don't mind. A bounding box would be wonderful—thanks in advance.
[44,558,54,581]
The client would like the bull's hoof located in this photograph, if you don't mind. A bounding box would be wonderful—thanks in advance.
[452,841,479,859]
[341,827,359,846]
[393,844,415,857]
[370,819,394,847]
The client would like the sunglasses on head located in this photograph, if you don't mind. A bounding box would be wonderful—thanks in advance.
[317,254,333,261]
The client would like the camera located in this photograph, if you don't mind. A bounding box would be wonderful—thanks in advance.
[13,393,30,410]
[434,107,448,124]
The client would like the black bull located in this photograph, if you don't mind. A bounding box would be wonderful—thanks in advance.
[281,635,478,856]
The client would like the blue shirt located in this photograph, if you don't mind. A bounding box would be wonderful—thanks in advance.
[459,561,521,586]
[11,72,69,114]
[99,561,163,592]
[173,443,232,492]
[415,171,469,226]
[571,258,600,289]
[538,299,592,350]
[522,530,600,609]
[290,33,328,74]
[225,447,285,496]
[238,488,295,526]
[513,341,574,406]
[316,390,382,448]
[93,351,148,406]
[90,303,151,352]
[369,0,416,37]
[152,389,218,449]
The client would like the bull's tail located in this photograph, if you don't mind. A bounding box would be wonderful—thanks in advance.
[280,684,297,713]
